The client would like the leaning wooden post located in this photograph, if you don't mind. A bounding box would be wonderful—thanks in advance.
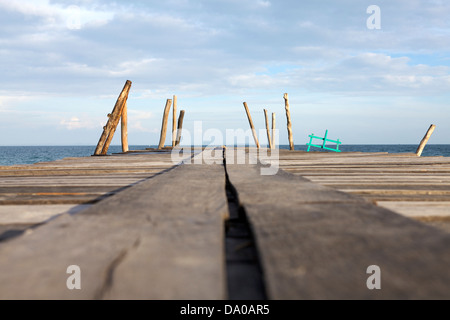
[264,109,273,149]
[284,93,294,151]
[272,112,276,149]
[172,95,177,147]
[175,110,186,146]
[243,102,260,148]
[94,80,132,156]
[416,124,436,157]
[121,101,129,153]
[157,99,172,149]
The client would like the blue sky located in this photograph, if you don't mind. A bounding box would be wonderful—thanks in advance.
[0,0,449,146]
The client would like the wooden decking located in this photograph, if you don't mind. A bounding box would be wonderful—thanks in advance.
[0,147,449,299]
[275,150,450,231]
[0,151,176,237]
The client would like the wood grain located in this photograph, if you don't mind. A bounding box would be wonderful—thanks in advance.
[225,150,450,299]
[0,155,227,300]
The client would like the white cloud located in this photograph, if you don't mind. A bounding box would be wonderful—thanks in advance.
[59,116,100,130]
[127,110,154,132]
[108,59,160,77]
[0,94,42,112]
[0,0,58,18]
[0,0,114,30]
[256,1,271,8]
[1,1,450,144]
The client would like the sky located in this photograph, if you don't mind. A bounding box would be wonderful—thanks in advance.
[0,0,449,146]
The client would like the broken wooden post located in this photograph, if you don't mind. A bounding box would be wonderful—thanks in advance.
[416,124,436,157]
[94,80,132,156]
[272,112,276,149]
[121,101,129,153]
[264,109,273,149]
[175,110,186,146]
[243,102,260,148]
[172,95,177,147]
[158,99,173,149]
[284,93,294,151]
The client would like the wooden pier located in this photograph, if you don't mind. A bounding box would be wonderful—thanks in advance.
[0,147,449,299]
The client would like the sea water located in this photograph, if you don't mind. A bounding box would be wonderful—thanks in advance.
[0,145,449,166]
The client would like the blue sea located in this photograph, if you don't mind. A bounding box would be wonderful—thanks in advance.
[0,145,449,166]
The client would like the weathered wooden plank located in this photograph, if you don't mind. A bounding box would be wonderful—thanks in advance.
[31,158,181,166]
[0,195,111,205]
[0,161,228,300]
[281,164,450,170]
[376,201,450,218]
[0,162,177,169]
[285,169,450,175]
[418,220,450,233]
[305,176,450,181]
[283,164,450,169]
[339,190,450,196]
[0,180,146,187]
[0,169,167,177]
[278,155,449,162]
[0,186,127,194]
[26,161,177,167]
[311,182,450,187]
[296,172,450,177]
[278,157,450,163]
[351,194,450,202]
[0,224,35,241]
[0,174,151,184]
[0,204,91,225]
[329,185,450,191]
[225,152,450,299]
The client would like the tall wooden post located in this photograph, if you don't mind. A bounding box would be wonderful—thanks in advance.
[284,93,294,151]
[121,101,129,153]
[158,99,172,149]
[175,110,186,146]
[264,109,273,149]
[172,95,177,147]
[243,102,260,148]
[272,112,276,149]
[416,124,436,157]
[94,80,132,156]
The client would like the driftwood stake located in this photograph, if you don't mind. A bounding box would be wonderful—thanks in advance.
[121,101,129,153]
[272,112,276,149]
[175,110,186,146]
[94,80,132,156]
[172,95,177,147]
[284,93,294,151]
[416,124,436,157]
[158,99,173,149]
[243,102,260,148]
[264,109,273,149]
